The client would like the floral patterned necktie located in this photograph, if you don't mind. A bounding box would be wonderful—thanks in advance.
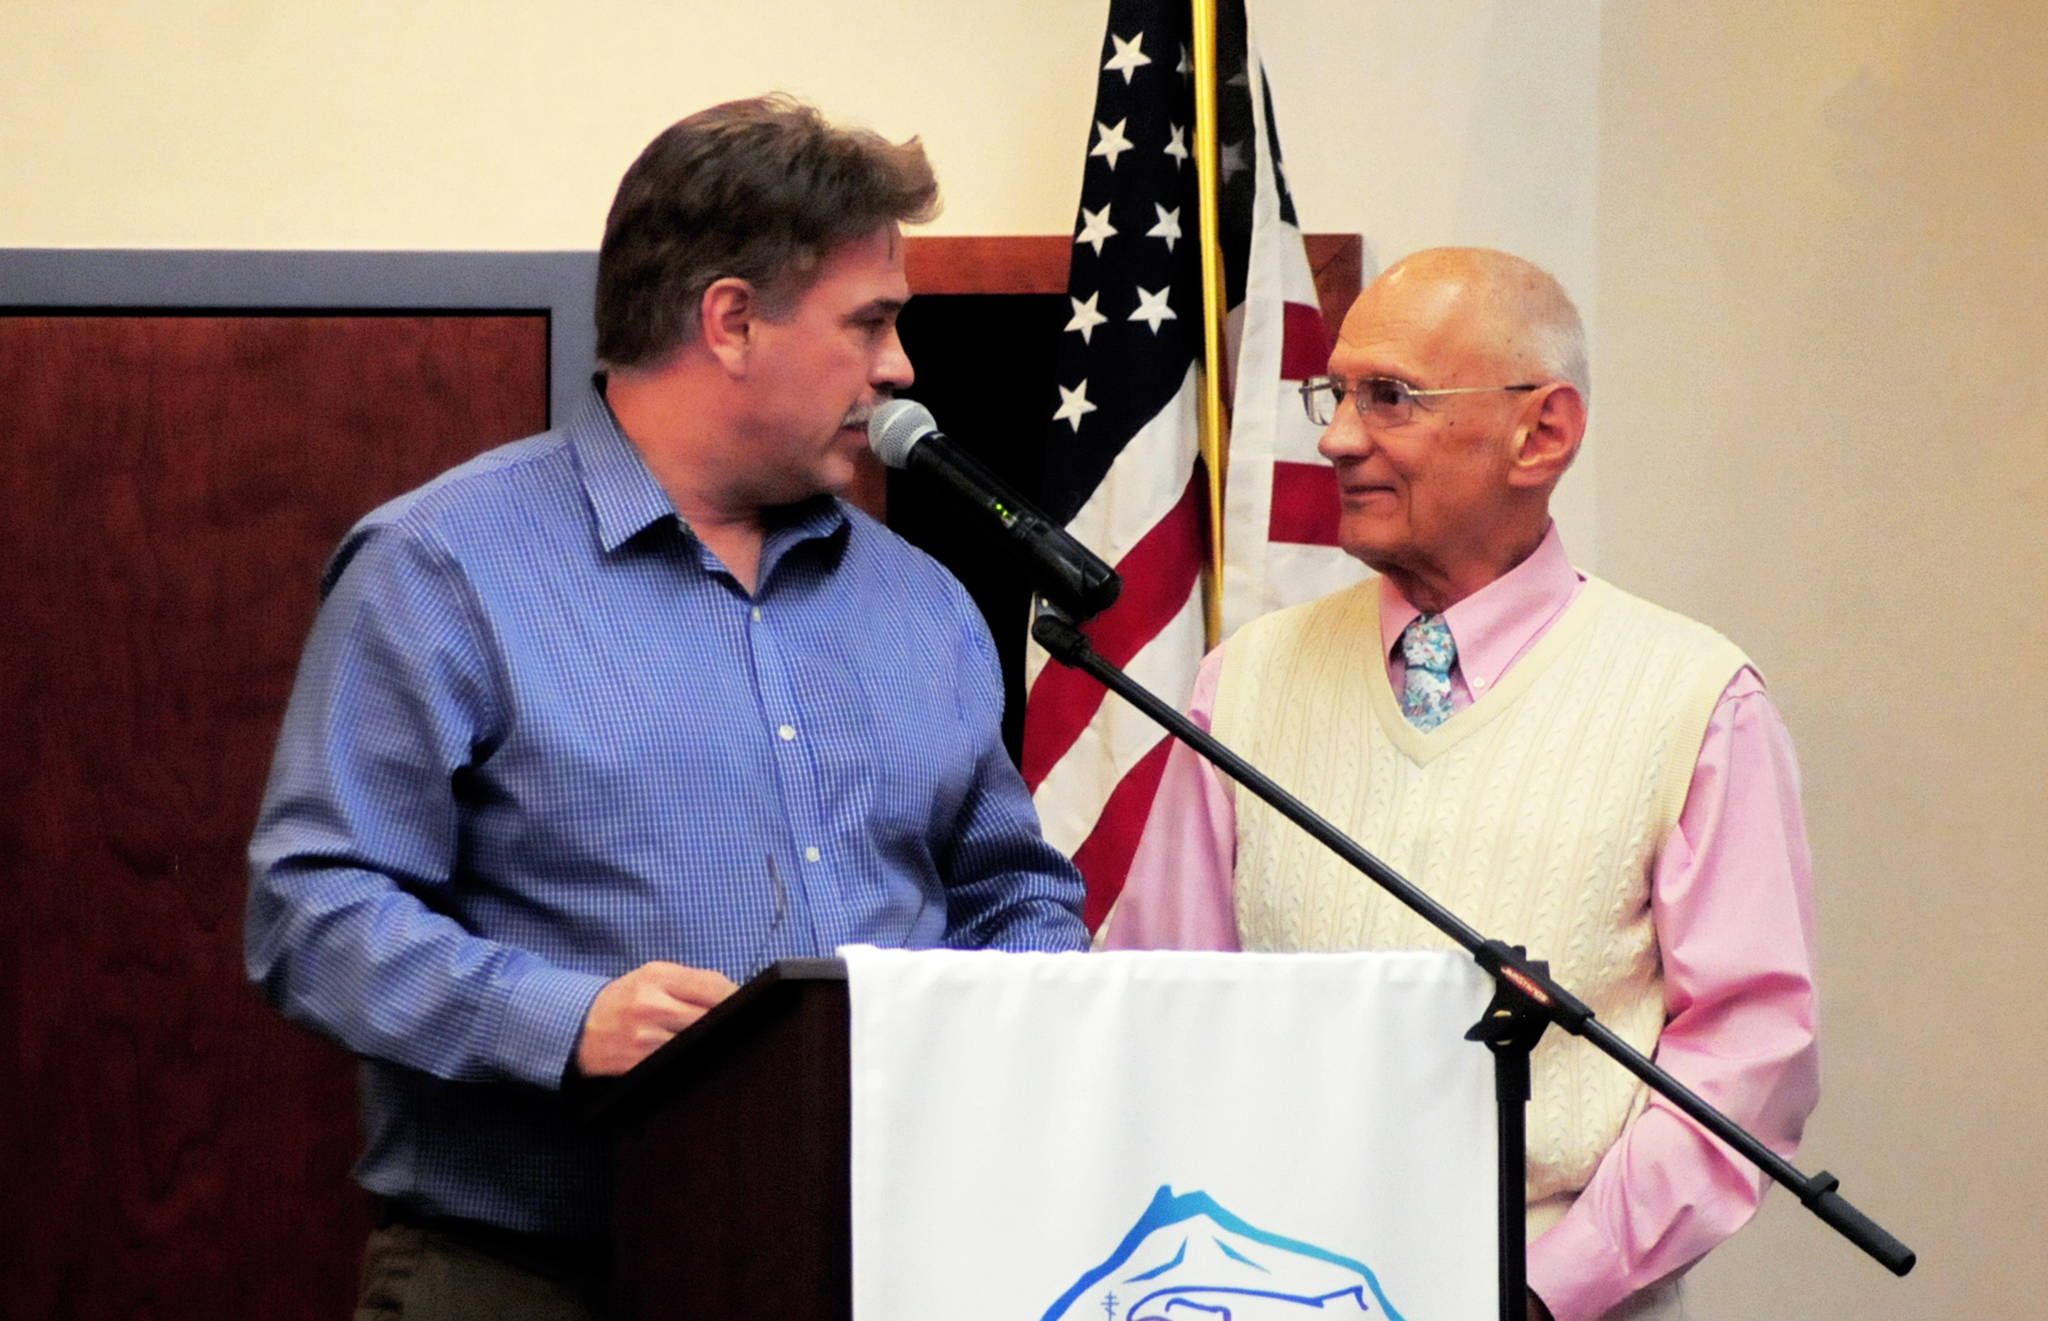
[1398,613,1457,731]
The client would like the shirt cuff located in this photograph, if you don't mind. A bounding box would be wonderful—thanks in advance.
[1527,1208,1635,1321]
[496,960,612,1090]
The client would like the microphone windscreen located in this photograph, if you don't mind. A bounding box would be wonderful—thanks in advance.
[867,398,938,469]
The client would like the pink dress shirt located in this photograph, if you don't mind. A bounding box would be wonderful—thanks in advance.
[1100,526,1821,1321]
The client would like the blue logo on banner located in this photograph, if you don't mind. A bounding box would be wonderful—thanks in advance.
[1039,1186,1408,1321]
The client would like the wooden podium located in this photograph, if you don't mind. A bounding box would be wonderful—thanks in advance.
[583,949,1523,1321]
[588,959,852,1321]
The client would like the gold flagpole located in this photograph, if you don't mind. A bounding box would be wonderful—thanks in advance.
[1189,0,1229,649]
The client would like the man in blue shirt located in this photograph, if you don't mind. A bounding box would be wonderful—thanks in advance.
[246,95,1088,1319]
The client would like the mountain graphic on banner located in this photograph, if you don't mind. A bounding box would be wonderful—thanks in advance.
[1040,1185,1407,1321]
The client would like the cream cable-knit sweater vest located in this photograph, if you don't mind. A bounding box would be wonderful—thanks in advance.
[1213,575,1749,1201]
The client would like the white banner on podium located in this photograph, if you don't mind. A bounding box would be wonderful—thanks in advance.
[843,947,1499,1321]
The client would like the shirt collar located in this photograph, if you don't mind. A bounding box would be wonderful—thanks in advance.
[569,376,851,559]
[571,378,683,552]
[759,494,852,576]
[1378,523,1583,693]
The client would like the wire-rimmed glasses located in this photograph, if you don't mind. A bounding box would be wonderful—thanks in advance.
[1299,375,1540,428]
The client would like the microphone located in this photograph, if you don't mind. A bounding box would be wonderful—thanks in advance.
[868,399,1121,621]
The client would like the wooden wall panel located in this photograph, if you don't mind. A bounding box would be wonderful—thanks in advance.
[0,313,548,1319]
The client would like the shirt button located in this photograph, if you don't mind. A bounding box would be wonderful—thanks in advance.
[751,607,762,622]
[778,724,796,741]
[804,846,820,863]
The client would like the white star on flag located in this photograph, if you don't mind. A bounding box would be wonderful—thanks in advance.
[1103,32,1152,83]
[1146,203,1182,252]
[1163,123,1189,169]
[1219,138,1248,186]
[1176,43,1192,79]
[1128,285,1177,334]
[1065,291,1109,343]
[1074,203,1118,255]
[1090,118,1134,170]
[1052,380,1097,433]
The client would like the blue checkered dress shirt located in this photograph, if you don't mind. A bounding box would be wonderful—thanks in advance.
[246,385,1086,1232]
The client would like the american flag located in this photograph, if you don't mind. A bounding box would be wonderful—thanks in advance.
[1021,0,1364,928]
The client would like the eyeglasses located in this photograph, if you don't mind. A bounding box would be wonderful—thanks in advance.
[1299,375,1540,428]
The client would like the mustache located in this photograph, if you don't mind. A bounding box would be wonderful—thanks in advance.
[839,392,897,431]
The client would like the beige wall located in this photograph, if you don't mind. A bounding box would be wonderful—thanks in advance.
[0,0,1596,255]
[1598,5,2048,1318]
[6,1,2041,1316]
[0,1,1104,247]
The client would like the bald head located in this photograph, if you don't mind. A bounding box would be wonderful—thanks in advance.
[1357,248,1589,400]
[1318,247,1591,611]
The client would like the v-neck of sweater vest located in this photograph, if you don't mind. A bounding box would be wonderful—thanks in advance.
[1364,576,1616,767]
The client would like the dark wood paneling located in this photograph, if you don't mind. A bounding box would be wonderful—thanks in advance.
[0,314,547,1320]
[906,234,1073,294]
[1303,233,1365,341]
[0,250,594,424]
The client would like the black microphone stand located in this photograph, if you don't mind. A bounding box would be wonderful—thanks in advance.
[1030,603,1913,1321]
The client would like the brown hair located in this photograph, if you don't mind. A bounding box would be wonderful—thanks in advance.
[595,94,940,369]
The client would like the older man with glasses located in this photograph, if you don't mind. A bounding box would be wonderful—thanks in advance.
[1102,247,1820,1321]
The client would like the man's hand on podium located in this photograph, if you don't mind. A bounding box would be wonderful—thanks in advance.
[575,961,738,1076]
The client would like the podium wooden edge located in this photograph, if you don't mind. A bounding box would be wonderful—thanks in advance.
[600,958,854,1320]
[578,957,848,1126]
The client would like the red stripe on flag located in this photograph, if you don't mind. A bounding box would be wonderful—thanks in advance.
[1267,460,1341,547]
[1071,734,1175,929]
[1280,300,1330,381]
[1021,469,1206,791]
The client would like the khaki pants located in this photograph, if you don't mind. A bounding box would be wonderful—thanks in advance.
[354,1222,608,1321]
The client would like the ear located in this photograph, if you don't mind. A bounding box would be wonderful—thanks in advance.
[1506,382,1586,489]
[699,277,758,376]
